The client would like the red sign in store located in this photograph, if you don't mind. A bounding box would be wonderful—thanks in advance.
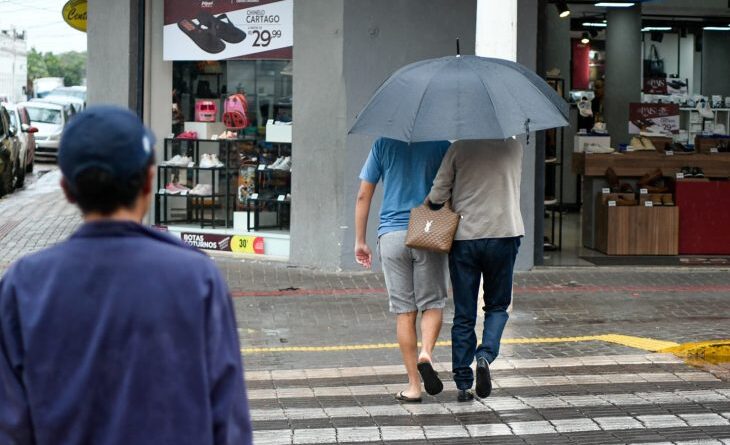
[181,232,265,254]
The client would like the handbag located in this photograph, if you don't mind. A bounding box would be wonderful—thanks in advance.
[643,44,665,78]
[405,200,460,254]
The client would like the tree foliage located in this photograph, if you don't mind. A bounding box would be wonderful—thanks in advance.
[27,48,87,86]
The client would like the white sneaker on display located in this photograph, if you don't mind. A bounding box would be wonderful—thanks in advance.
[210,154,224,168]
[275,156,292,171]
[199,154,210,168]
[267,157,284,169]
[190,184,213,196]
[697,101,715,119]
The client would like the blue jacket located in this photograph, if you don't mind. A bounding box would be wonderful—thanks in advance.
[0,221,252,445]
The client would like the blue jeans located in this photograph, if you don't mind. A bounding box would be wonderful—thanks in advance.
[449,237,521,390]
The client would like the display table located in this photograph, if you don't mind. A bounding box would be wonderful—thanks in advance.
[573,151,730,249]
[676,181,730,254]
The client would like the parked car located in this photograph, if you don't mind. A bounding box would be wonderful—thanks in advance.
[20,101,70,161]
[40,94,85,113]
[0,104,22,196]
[50,86,86,106]
[3,102,38,185]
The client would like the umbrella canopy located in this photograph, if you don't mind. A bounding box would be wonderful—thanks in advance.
[349,55,569,143]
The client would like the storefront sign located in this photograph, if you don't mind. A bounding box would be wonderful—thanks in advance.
[628,103,680,135]
[181,232,265,254]
[62,0,87,32]
[163,0,292,61]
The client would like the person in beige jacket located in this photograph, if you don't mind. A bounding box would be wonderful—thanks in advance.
[428,138,524,402]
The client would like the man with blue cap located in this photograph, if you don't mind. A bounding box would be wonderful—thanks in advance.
[0,106,253,444]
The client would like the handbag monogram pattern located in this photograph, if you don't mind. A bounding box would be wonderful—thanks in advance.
[405,201,460,254]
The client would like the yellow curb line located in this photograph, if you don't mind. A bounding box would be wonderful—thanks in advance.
[241,334,677,354]
[661,339,730,359]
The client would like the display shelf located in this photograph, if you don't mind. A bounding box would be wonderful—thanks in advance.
[544,77,565,252]
[572,151,730,178]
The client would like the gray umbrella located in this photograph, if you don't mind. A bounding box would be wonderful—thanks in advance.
[349,55,569,143]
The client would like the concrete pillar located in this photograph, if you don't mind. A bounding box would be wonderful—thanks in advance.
[87,0,139,108]
[476,0,539,271]
[291,0,477,271]
[605,5,642,146]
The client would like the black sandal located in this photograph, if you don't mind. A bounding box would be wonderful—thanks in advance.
[177,19,225,54]
[417,361,444,396]
[197,12,246,44]
[395,391,422,403]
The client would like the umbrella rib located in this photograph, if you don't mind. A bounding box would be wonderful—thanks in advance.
[462,58,510,139]
[407,61,454,142]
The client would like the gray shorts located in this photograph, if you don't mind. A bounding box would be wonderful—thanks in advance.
[378,230,449,314]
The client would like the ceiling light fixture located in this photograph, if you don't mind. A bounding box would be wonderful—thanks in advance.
[555,0,570,18]
[582,22,608,27]
[641,27,672,32]
[581,32,591,44]
[704,26,730,31]
[595,2,635,7]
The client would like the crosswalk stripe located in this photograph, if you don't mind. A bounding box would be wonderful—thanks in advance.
[249,389,730,421]
[252,413,730,444]
[245,371,718,400]
[244,353,683,381]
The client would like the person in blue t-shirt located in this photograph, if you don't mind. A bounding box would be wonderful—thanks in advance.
[355,137,450,402]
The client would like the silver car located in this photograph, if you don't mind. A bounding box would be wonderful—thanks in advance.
[20,101,70,161]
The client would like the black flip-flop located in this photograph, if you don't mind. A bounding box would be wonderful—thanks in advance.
[198,12,246,44]
[177,19,225,54]
[395,391,422,403]
[417,361,444,396]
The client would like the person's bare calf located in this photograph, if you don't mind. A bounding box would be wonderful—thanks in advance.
[418,308,443,364]
[396,311,421,399]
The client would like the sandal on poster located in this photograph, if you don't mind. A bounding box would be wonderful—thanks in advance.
[177,19,225,54]
[197,12,246,44]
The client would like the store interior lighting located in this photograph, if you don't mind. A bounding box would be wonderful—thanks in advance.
[581,32,591,44]
[595,2,635,6]
[703,26,730,31]
[555,0,570,18]
[582,22,607,27]
[641,27,672,32]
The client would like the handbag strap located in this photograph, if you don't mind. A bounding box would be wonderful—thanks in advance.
[650,44,660,61]
[423,198,452,210]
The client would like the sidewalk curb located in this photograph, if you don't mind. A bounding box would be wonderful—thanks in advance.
[662,339,730,361]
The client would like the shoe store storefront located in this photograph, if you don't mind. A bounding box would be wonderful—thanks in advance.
[155,0,293,258]
[539,1,730,267]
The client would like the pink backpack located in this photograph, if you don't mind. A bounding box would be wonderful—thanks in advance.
[223,93,249,130]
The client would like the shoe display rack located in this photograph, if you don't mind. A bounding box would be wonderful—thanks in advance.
[245,141,291,231]
[155,138,238,229]
[544,77,565,251]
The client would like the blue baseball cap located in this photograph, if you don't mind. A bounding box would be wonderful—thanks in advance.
[59,105,156,189]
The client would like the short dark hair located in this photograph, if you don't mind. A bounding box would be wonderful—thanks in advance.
[69,156,154,215]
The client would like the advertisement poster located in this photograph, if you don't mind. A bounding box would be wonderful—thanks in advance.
[628,103,680,135]
[163,0,292,61]
[181,232,265,254]
[643,77,667,95]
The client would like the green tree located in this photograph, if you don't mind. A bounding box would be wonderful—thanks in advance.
[26,49,87,87]
[27,48,48,81]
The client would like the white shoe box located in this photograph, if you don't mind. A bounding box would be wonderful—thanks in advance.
[574,134,611,153]
[184,121,226,140]
[265,119,292,143]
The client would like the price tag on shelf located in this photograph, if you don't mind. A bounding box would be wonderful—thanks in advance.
[258,164,266,171]
[640,188,648,194]
[644,201,653,207]
[710,147,719,154]
[608,201,617,207]
[676,172,684,179]
[250,193,258,200]
[277,195,285,202]
[602,188,610,194]
[665,150,674,156]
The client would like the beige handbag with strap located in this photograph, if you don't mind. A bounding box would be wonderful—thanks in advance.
[405,200,460,254]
